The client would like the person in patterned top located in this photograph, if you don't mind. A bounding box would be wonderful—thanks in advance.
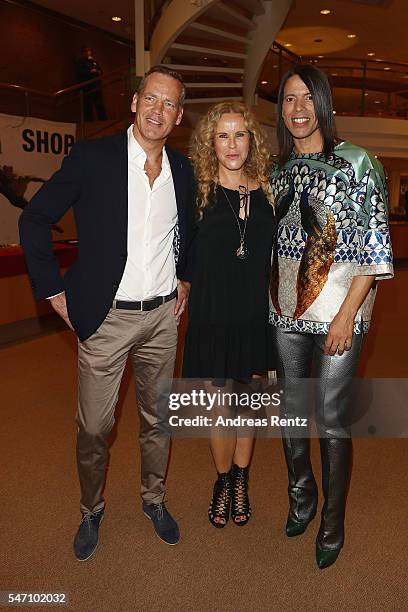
[270,64,393,569]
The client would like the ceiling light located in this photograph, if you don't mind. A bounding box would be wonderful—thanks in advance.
[111,16,122,22]
[384,67,391,71]
[272,64,278,68]
[320,9,331,15]
[374,100,381,104]
[317,55,324,59]
[332,110,337,114]
[331,73,338,76]
[284,43,292,47]
[367,52,375,57]
[364,92,369,96]
[261,80,268,85]
[347,34,357,39]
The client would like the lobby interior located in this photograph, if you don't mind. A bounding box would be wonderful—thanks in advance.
[1,1,407,610]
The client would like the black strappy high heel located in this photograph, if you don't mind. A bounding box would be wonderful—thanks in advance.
[230,464,252,526]
[208,472,232,528]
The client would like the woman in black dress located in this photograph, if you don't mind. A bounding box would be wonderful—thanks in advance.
[182,101,275,528]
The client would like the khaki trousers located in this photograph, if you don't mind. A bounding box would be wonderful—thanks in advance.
[76,298,178,514]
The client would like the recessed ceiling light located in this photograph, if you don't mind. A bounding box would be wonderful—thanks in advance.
[367,52,375,57]
[317,55,324,59]
[261,80,268,85]
[347,34,357,39]
[384,67,391,71]
[333,110,337,114]
[374,100,381,104]
[364,92,369,96]
[320,9,331,15]
[331,73,338,76]
[111,16,122,22]
[284,43,292,47]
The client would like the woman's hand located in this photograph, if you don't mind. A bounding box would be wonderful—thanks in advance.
[174,280,191,320]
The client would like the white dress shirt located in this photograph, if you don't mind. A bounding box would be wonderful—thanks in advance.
[115,126,178,301]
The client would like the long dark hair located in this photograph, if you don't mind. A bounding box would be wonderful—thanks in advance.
[277,64,337,167]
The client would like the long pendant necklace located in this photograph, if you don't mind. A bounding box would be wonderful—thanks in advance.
[221,184,250,260]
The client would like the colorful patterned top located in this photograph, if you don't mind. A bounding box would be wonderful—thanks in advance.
[269,140,394,334]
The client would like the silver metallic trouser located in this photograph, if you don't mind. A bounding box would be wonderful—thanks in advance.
[272,326,363,550]
[273,327,363,437]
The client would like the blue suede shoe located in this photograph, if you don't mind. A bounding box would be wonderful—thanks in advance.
[73,509,104,561]
[143,502,180,545]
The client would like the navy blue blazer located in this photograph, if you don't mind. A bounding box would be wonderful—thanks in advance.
[19,131,196,341]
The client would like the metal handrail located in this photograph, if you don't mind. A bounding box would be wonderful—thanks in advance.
[0,63,135,100]
[0,63,137,135]
[306,57,408,71]
[272,41,301,62]
[0,82,53,97]
[262,44,408,118]
[272,41,408,72]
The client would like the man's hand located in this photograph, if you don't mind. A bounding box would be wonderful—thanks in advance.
[325,274,376,356]
[49,292,74,331]
[324,311,354,356]
[174,280,191,320]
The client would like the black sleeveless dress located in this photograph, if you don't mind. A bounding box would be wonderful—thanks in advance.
[182,186,276,380]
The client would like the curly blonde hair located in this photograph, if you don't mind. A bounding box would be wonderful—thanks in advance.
[190,101,273,219]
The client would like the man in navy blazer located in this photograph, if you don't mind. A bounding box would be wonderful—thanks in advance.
[19,66,196,560]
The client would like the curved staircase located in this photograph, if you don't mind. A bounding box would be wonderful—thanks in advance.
[150,0,293,109]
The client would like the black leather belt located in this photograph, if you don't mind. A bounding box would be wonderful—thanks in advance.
[113,288,177,311]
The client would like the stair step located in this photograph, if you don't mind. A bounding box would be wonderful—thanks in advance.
[185,82,243,88]
[164,64,245,74]
[185,96,243,104]
[234,0,265,16]
[189,22,248,44]
[170,43,247,60]
[216,2,256,29]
